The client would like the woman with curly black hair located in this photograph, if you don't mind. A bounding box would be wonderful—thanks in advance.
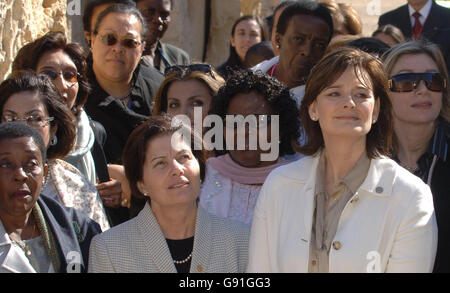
[199,70,300,225]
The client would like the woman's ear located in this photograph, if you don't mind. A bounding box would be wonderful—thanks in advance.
[372,98,381,124]
[274,33,282,49]
[308,101,319,121]
[230,35,236,48]
[137,181,147,196]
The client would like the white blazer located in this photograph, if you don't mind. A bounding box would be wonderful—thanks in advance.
[0,220,54,273]
[247,154,438,273]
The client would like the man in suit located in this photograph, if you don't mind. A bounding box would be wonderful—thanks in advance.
[378,0,450,71]
[134,0,191,74]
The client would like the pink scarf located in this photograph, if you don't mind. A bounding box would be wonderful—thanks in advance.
[207,154,291,185]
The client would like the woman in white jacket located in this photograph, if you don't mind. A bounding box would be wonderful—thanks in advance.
[247,47,438,273]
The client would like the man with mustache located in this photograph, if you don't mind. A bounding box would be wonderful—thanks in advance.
[134,0,191,74]
[253,0,333,108]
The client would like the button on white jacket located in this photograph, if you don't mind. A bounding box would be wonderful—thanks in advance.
[247,154,438,273]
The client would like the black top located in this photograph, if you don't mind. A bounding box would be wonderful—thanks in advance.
[394,120,450,272]
[85,55,164,164]
[166,236,194,273]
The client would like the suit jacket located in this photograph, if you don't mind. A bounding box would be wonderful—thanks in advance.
[247,154,437,273]
[378,1,450,71]
[88,203,249,273]
[0,195,101,273]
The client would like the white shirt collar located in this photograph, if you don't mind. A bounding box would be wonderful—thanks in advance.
[408,0,432,26]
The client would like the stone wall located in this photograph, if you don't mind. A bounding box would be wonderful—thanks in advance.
[0,0,69,81]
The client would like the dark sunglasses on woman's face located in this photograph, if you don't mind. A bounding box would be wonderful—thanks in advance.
[41,69,80,84]
[388,72,447,93]
[99,33,141,49]
[164,64,215,78]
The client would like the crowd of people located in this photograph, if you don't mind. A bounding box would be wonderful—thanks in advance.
[0,0,448,273]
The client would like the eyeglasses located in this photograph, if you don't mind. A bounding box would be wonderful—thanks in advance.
[388,72,447,93]
[3,115,54,127]
[164,64,215,79]
[40,69,80,86]
[98,33,141,49]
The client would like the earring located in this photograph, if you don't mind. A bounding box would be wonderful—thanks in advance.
[50,135,58,146]
[311,116,317,121]
[372,119,377,124]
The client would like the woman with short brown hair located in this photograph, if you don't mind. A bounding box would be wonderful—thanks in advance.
[248,47,437,273]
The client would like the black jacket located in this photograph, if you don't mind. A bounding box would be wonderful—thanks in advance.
[378,1,450,72]
[85,60,163,164]
[38,194,101,273]
[429,129,450,273]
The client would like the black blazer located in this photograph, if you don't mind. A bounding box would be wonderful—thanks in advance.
[85,60,163,164]
[38,194,101,273]
[378,1,450,71]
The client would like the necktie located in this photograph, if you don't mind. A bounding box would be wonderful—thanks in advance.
[412,11,424,40]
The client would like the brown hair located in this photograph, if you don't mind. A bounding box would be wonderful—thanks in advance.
[297,47,393,158]
[122,115,206,203]
[338,3,362,35]
[0,71,76,160]
[153,67,225,115]
[12,31,90,116]
[382,41,450,123]
[325,34,360,54]
[372,24,405,46]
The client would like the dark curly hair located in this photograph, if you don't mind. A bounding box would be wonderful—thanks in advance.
[12,31,91,116]
[209,69,300,157]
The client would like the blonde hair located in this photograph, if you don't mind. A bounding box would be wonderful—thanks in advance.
[382,41,450,123]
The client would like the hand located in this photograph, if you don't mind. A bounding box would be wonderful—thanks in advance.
[96,179,122,208]
[107,164,131,208]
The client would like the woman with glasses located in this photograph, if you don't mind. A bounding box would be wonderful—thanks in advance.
[12,31,127,226]
[0,122,101,273]
[85,3,163,165]
[0,71,110,232]
[199,70,300,225]
[383,41,450,273]
[89,116,249,273]
[247,47,437,273]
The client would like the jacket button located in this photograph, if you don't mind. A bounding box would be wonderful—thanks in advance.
[332,241,342,250]
[197,265,203,272]
[375,187,383,194]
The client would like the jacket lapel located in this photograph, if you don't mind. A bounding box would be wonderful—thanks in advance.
[190,206,212,273]
[0,221,36,273]
[136,203,177,273]
[422,2,443,40]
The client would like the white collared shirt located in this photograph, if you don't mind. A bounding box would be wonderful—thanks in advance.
[408,0,432,26]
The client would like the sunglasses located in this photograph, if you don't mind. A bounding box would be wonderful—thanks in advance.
[99,33,141,49]
[164,64,215,78]
[41,69,80,85]
[388,72,447,93]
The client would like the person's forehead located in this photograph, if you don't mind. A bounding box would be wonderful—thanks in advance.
[287,14,330,37]
[97,13,142,35]
[0,137,42,157]
[137,0,171,10]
